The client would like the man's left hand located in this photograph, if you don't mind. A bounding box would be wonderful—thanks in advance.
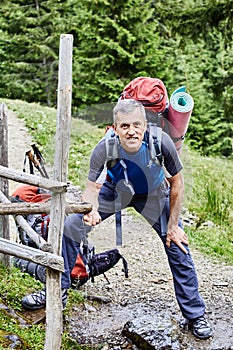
[166,226,189,254]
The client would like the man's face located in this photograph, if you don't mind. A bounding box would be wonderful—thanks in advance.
[113,109,147,153]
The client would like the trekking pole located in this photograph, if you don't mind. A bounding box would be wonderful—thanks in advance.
[23,150,34,175]
[26,149,46,178]
[31,143,49,179]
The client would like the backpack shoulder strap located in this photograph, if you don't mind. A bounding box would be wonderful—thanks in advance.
[147,123,163,167]
[148,123,172,178]
[105,126,119,161]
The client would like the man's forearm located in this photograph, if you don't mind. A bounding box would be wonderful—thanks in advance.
[167,173,184,228]
[82,180,99,211]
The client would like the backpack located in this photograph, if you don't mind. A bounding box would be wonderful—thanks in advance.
[11,184,51,203]
[104,77,172,185]
[10,185,51,246]
[105,77,194,173]
[71,242,128,288]
[120,76,169,121]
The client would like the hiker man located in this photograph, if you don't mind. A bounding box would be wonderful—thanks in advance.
[22,99,212,339]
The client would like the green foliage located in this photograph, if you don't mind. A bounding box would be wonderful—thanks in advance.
[155,0,233,157]
[71,0,168,108]
[0,262,86,349]
[0,263,44,311]
[68,124,104,187]
[205,184,230,226]
[1,0,233,156]
[0,1,63,105]
[182,148,233,263]
[187,225,233,264]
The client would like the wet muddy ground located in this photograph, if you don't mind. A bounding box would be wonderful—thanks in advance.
[7,109,233,350]
[66,213,233,350]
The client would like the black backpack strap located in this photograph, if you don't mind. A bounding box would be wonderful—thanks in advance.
[107,250,128,278]
[105,127,119,161]
[115,208,122,246]
[147,123,163,167]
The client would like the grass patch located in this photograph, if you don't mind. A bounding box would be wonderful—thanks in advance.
[0,263,45,349]
[180,148,233,264]
[187,225,233,264]
[0,262,86,349]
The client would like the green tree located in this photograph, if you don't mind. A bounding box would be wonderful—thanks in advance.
[155,0,233,156]
[1,0,233,156]
[70,0,169,109]
[0,0,68,105]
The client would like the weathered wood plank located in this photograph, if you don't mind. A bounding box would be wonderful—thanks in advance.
[44,34,73,350]
[0,165,67,193]
[0,237,64,272]
[0,102,10,266]
[0,201,92,215]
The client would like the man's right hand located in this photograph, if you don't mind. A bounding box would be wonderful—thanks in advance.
[83,209,102,226]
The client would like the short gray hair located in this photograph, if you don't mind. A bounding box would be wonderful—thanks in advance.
[113,99,146,123]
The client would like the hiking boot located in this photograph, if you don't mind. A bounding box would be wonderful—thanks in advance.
[22,289,68,311]
[187,315,212,339]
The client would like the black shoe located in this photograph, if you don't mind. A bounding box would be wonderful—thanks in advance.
[188,315,212,339]
[22,289,46,310]
[22,289,68,311]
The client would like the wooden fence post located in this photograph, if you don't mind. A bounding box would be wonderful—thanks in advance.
[44,34,73,350]
[0,102,10,266]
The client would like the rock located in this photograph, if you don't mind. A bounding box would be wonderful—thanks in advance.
[86,294,112,304]
[84,303,97,312]
[4,334,23,348]
[122,311,182,350]
[213,281,229,287]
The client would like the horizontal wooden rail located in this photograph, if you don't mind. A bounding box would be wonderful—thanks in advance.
[0,201,92,215]
[0,165,67,193]
[0,238,64,272]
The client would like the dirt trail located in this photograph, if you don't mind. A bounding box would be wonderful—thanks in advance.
[7,109,33,241]
[6,108,233,350]
[7,110,33,187]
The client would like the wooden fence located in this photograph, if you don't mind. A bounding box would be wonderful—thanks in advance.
[0,34,91,349]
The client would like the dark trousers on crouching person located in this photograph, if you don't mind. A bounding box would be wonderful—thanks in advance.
[61,180,206,321]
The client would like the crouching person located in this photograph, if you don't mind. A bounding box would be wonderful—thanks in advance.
[22,99,212,339]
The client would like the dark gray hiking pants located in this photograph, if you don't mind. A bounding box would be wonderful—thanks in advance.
[61,181,205,320]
